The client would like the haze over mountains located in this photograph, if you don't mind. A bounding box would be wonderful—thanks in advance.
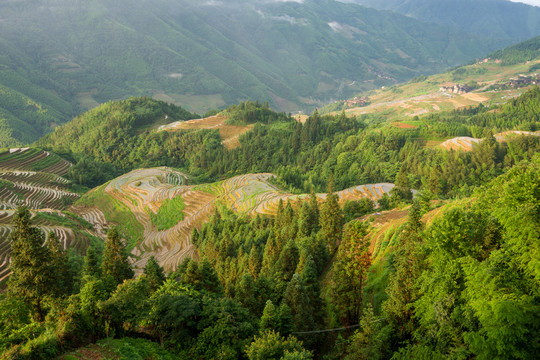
[0,0,526,147]
[352,0,540,41]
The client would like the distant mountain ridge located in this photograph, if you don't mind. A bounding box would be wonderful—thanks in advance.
[0,0,507,147]
[352,0,540,41]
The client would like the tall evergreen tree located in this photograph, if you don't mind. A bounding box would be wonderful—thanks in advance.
[260,300,281,333]
[320,176,343,252]
[383,200,424,339]
[144,256,166,291]
[330,220,371,326]
[101,228,133,286]
[83,243,101,278]
[8,208,54,321]
[46,231,72,297]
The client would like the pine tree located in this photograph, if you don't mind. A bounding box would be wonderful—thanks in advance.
[83,243,101,278]
[383,200,424,339]
[320,176,344,252]
[275,239,299,283]
[46,231,72,297]
[283,274,315,333]
[8,208,54,321]
[330,220,370,326]
[391,167,413,203]
[260,300,281,333]
[248,246,262,279]
[101,228,133,285]
[261,236,279,276]
[300,255,324,325]
[144,256,165,291]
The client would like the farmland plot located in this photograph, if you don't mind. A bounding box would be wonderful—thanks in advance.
[76,168,398,272]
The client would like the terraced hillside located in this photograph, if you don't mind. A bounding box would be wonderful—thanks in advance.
[0,148,71,176]
[74,167,398,272]
[158,115,254,150]
[0,209,98,283]
[439,131,540,151]
[0,148,79,210]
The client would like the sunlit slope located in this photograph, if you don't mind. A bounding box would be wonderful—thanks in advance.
[439,131,540,151]
[74,168,397,272]
[159,115,253,150]
[340,58,539,120]
[332,35,540,122]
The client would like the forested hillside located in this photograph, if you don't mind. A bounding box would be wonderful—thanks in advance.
[0,0,508,147]
[39,89,540,197]
[0,156,537,359]
[1,30,539,357]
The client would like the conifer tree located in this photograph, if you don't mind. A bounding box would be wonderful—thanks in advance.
[283,274,315,333]
[144,256,165,291]
[101,228,133,285]
[391,167,413,202]
[275,239,299,283]
[320,176,343,252]
[330,220,370,326]
[383,200,424,339]
[83,243,101,278]
[46,231,72,297]
[260,300,281,333]
[309,189,320,231]
[248,246,262,279]
[8,208,54,321]
[261,236,279,276]
[278,303,294,336]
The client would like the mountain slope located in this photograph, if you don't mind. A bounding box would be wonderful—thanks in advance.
[0,0,507,147]
[73,167,397,272]
[352,0,540,41]
[328,35,540,121]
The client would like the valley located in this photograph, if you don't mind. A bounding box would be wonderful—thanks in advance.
[0,5,539,360]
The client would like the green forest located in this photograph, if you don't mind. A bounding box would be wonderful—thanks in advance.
[1,155,538,359]
[0,81,538,359]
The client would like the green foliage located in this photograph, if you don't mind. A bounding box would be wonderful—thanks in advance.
[97,337,179,360]
[7,208,63,322]
[100,276,151,334]
[144,256,166,292]
[331,220,371,326]
[101,228,134,286]
[343,198,375,222]
[245,330,313,360]
[489,35,540,65]
[320,181,344,252]
[149,196,186,231]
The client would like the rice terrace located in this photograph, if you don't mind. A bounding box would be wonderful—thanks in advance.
[73,167,397,272]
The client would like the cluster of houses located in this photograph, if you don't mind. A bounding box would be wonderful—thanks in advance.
[489,74,540,90]
[344,96,369,107]
[439,84,474,94]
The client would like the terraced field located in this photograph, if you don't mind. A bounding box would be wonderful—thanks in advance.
[75,167,398,272]
[0,148,79,210]
[158,115,254,150]
[439,131,540,151]
[0,210,96,283]
[0,148,72,176]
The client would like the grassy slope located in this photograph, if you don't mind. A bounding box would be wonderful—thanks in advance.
[340,59,536,119]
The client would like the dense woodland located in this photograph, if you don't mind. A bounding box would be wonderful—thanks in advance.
[0,155,538,359]
[2,82,540,358]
